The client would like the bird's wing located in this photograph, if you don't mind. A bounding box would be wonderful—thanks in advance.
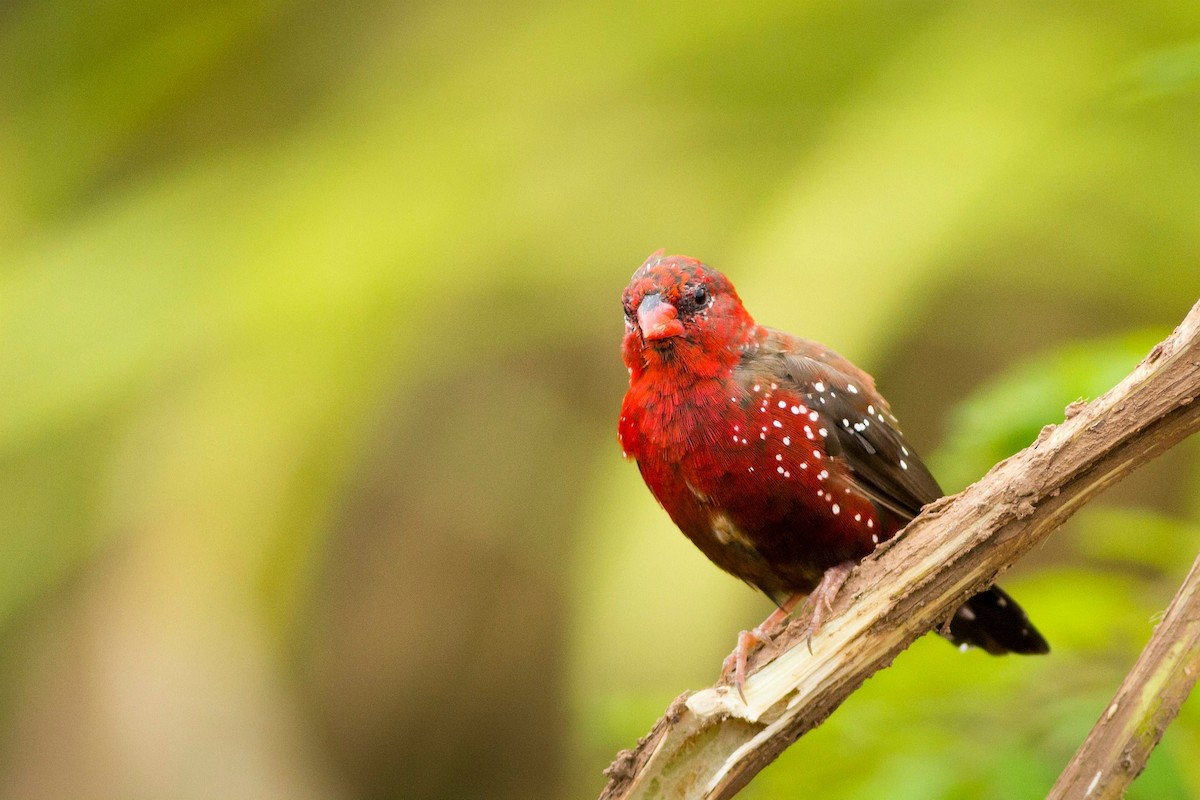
[737,337,943,520]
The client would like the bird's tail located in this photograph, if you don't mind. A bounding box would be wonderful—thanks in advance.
[942,585,1050,655]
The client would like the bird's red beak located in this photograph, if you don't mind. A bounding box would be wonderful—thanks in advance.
[637,293,685,341]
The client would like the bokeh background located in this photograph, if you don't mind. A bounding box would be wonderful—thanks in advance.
[4,2,1200,798]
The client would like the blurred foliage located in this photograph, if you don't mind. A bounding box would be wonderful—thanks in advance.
[932,330,1168,491]
[2,1,1200,799]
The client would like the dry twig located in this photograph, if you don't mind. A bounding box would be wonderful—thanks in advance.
[601,299,1200,800]
[1048,549,1200,799]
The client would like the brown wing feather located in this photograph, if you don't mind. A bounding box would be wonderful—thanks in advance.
[749,330,942,521]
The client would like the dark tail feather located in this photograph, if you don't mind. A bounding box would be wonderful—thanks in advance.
[942,585,1050,655]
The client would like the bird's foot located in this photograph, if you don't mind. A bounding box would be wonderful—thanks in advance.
[719,628,771,703]
[719,593,805,702]
[794,561,855,653]
[719,564,858,700]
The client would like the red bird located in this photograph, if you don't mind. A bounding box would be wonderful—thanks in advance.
[618,252,1048,696]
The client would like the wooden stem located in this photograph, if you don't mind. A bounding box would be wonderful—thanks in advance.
[1048,550,1200,799]
[600,299,1200,800]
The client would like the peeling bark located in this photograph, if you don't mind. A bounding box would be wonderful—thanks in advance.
[600,299,1200,800]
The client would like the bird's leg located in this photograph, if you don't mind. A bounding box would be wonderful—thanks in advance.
[720,592,805,702]
[795,561,856,652]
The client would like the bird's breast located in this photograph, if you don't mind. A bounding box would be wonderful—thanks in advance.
[626,375,884,592]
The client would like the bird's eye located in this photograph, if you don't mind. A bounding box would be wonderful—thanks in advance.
[677,284,712,316]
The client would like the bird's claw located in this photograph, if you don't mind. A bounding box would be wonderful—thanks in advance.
[719,591,809,701]
[724,564,855,691]
[720,627,773,703]
[795,560,854,652]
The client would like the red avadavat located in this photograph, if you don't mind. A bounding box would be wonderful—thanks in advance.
[618,252,1048,696]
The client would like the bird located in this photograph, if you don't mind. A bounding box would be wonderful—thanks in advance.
[617,251,1048,698]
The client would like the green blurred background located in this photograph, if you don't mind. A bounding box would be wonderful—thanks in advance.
[3,2,1200,798]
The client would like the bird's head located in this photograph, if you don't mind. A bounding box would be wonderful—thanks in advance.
[621,251,756,379]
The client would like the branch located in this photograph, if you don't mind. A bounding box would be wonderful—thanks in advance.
[1048,549,1200,799]
[600,299,1200,800]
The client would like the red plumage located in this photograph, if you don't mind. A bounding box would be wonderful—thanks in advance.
[618,252,1047,693]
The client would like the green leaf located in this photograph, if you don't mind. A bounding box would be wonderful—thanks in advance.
[932,330,1167,491]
